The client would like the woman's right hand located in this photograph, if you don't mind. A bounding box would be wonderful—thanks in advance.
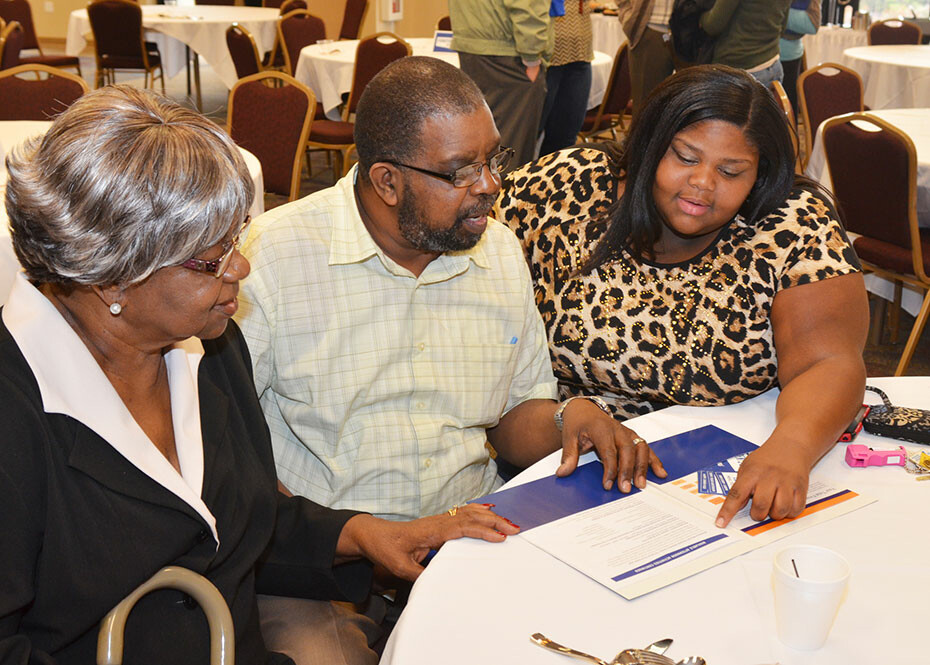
[336,504,520,581]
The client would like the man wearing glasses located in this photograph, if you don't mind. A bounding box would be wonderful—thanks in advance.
[236,56,662,665]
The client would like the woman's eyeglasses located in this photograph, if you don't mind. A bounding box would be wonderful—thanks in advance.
[180,217,251,278]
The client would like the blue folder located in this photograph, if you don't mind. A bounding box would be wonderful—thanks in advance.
[470,425,758,531]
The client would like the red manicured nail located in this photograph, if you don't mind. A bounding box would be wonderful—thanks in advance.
[506,519,520,528]
[480,503,496,507]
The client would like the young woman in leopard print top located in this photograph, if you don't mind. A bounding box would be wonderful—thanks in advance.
[496,65,868,528]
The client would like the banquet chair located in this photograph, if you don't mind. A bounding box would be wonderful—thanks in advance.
[277,9,326,76]
[0,64,88,120]
[797,62,863,170]
[437,15,451,31]
[769,79,802,173]
[305,31,410,180]
[0,0,82,76]
[0,19,23,70]
[338,0,369,40]
[867,19,922,45]
[228,71,315,202]
[97,567,234,665]
[821,112,930,375]
[87,0,164,93]
[262,0,284,7]
[278,0,307,15]
[578,41,632,143]
[226,23,270,80]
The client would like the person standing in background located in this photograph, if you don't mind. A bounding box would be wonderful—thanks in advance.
[449,0,553,168]
[617,0,675,117]
[701,0,792,85]
[780,0,820,115]
[540,0,594,155]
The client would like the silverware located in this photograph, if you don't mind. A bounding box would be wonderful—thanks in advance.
[531,633,610,665]
[644,638,673,655]
[611,649,675,665]
[676,658,705,665]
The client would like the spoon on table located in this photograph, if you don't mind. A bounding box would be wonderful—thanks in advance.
[531,633,609,665]
[676,659,705,665]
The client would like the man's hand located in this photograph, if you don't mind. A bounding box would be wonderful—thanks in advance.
[336,504,519,581]
[525,63,540,82]
[556,399,666,492]
[714,440,811,528]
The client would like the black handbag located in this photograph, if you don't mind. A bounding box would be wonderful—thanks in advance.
[862,385,930,445]
[669,0,717,66]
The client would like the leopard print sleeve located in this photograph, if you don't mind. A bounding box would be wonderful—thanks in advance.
[755,188,862,292]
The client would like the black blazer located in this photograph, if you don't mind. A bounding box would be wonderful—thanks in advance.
[0,320,371,665]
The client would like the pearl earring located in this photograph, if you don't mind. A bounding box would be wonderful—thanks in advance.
[109,302,122,316]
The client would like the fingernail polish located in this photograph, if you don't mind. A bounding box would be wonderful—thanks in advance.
[481,503,496,507]
[506,519,520,528]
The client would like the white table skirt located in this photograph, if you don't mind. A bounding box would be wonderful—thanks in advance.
[383,376,930,665]
[801,25,867,67]
[843,45,930,110]
[295,38,614,120]
[66,5,280,89]
[805,108,930,316]
[0,120,264,305]
[590,12,627,58]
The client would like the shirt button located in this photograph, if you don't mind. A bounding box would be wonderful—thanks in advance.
[416,402,425,410]
[197,529,209,543]
[424,458,432,467]
[417,342,425,352]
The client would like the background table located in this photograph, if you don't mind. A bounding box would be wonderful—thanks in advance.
[66,5,280,90]
[295,38,614,120]
[805,108,930,316]
[383,376,930,665]
[590,12,627,58]
[0,120,264,305]
[843,45,930,109]
[801,25,867,67]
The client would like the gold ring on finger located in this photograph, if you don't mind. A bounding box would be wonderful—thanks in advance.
[447,504,460,517]
[632,437,646,446]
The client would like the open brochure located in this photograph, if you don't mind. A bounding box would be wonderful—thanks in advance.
[473,425,873,600]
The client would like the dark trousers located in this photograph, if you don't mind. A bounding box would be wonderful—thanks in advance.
[458,52,548,169]
[540,60,592,156]
[781,56,803,121]
[629,27,675,116]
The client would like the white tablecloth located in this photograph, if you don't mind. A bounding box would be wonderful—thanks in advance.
[383,376,930,665]
[0,120,264,305]
[66,5,280,89]
[590,12,627,58]
[843,45,930,110]
[805,108,930,316]
[801,25,867,67]
[295,38,614,120]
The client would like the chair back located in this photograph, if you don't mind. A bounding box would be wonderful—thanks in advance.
[0,0,39,51]
[87,0,147,64]
[262,0,284,8]
[769,79,801,172]
[279,0,307,14]
[228,70,315,201]
[582,41,631,138]
[0,20,23,70]
[797,62,863,167]
[226,23,262,79]
[339,0,369,40]
[97,567,234,665]
[868,19,922,45]
[0,63,88,119]
[822,113,924,279]
[345,32,410,118]
[278,9,326,76]
[437,15,451,31]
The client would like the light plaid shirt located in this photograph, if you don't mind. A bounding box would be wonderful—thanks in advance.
[649,0,674,30]
[236,169,558,521]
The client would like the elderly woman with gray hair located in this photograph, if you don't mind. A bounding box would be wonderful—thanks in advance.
[0,86,516,665]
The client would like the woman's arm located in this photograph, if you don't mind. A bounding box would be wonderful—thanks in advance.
[715,272,869,526]
[699,0,740,37]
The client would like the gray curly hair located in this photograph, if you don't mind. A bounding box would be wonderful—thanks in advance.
[4,85,254,286]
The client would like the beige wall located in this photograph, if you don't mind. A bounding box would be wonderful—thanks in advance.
[388,0,447,38]
[34,0,87,42]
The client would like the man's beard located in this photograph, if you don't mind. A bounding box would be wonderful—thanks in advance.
[397,182,494,252]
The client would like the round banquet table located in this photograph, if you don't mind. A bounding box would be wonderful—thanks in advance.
[843,45,930,110]
[294,38,614,120]
[801,25,867,68]
[0,120,264,306]
[804,108,930,317]
[382,376,930,665]
[590,12,627,58]
[65,5,280,90]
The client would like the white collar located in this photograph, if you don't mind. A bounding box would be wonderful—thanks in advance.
[2,273,218,544]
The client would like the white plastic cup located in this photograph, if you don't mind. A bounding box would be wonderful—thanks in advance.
[773,545,850,650]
